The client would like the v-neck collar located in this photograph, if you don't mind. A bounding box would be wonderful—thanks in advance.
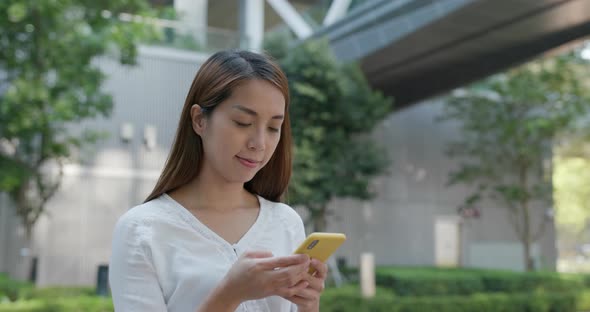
[161,193,268,250]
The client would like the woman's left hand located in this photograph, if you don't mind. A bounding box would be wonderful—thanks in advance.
[285,258,328,312]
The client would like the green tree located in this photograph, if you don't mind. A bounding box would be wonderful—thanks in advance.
[265,37,393,231]
[439,52,590,271]
[0,0,153,243]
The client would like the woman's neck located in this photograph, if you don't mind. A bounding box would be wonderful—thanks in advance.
[171,170,257,213]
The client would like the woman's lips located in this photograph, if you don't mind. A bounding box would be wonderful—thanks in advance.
[236,156,259,168]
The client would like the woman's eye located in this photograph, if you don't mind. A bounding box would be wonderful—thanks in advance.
[268,127,280,133]
[234,121,251,127]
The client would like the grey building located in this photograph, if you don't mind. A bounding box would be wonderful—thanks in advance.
[4,0,589,286]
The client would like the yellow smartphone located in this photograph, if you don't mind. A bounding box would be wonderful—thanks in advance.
[293,232,346,274]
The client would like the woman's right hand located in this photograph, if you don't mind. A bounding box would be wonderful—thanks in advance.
[219,251,311,304]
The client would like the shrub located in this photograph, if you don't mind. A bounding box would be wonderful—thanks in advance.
[376,268,484,296]
[477,271,582,293]
[0,275,33,302]
[0,297,113,312]
[321,285,397,312]
[321,285,580,312]
[18,287,95,300]
[374,267,583,296]
[577,289,590,311]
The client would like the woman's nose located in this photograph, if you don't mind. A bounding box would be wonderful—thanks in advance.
[247,128,265,151]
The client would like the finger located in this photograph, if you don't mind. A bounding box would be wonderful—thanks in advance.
[291,279,308,289]
[310,259,328,279]
[289,287,318,300]
[243,250,274,259]
[278,280,308,298]
[272,260,311,287]
[306,276,325,293]
[285,295,307,306]
[260,254,309,269]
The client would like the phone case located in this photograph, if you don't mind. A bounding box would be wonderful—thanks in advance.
[293,232,346,273]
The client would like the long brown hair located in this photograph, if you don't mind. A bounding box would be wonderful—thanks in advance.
[145,50,292,203]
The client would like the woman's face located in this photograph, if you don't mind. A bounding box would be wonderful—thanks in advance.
[192,79,286,184]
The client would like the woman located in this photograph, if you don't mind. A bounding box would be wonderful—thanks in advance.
[109,50,327,311]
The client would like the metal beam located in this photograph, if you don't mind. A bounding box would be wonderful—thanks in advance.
[323,0,352,26]
[265,0,313,39]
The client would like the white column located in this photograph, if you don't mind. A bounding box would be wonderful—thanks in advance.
[239,0,265,51]
[174,0,208,47]
[360,252,376,298]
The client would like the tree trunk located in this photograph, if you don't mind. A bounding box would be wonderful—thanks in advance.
[14,192,37,283]
[519,161,535,272]
[521,200,535,271]
[23,237,37,283]
[523,238,534,271]
[312,211,327,232]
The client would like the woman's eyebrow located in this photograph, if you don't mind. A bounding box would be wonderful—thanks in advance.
[232,104,284,120]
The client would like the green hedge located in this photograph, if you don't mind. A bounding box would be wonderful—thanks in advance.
[0,297,113,312]
[374,267,584,296]
[1,290,586,312]
[395,292,578,312]
[578,289,590,311]
[17,287,96,301]
[320,285,396,312]
[0,273,96,302]
[2,268,589,312]
[321,286,589,312]
[477,271,583,293]
[577,273,590,289]
[376,268,484,296]
[0,274,33,301]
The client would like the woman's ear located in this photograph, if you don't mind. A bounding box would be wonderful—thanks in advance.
[190,104,207,136]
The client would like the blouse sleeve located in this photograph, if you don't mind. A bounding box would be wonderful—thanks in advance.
[109,214,168,312]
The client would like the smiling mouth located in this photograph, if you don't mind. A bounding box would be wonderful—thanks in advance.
[236,156,260,168]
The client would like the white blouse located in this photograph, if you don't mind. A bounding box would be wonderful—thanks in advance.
[109,193,306,312]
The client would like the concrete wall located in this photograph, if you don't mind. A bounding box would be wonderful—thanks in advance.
[322,98,557,271]
[0,193,26,278]
[0,49,558,286]
[0,46,209,285]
